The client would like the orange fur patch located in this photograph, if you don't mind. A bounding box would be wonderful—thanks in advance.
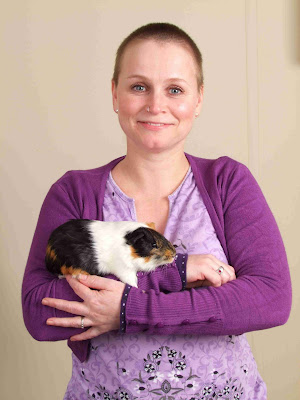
[46,245,57,261]
[130,245,140,259]
[130,246,151,262]
[146,222,156,230]
[60,265,90,276]
[164,249,174,259]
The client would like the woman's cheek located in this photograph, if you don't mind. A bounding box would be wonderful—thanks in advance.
[176,101,196,120]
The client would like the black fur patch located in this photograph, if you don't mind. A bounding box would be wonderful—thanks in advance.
[124,227,175,259]
[125,227,157,258]
[45,219,99,276]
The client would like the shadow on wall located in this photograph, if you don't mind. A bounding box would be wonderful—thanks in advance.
[288,0,300,64]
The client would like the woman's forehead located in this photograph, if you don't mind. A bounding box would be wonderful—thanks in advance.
[119,40,198,81]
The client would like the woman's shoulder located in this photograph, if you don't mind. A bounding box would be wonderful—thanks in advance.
[53,156,125,192]
[186,153,250,179]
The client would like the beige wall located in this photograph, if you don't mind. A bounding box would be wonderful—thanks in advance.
[1,0,299,398]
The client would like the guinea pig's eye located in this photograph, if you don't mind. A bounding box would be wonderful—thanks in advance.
[152,243,158,248]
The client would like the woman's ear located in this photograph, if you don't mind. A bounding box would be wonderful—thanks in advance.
[111,79,118,112]
[195,85,204,117]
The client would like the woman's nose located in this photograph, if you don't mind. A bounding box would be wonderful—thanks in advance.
[147,90,166,114]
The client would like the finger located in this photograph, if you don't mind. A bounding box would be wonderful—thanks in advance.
[223,265,235,279]
[186,280,206,289]
[207,255,235,276]
[70,326,108,341]
[217,265,236,282]
[46,316,92,329]
[202,266,222,287]
[229,266,236,279]
[66,274,95,300]
[42,297,88,316]
[77,274,122,291]
[226,267,236,281]
[218,268,231,284]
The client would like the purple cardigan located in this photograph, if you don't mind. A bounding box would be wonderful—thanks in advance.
[22,154,292,362]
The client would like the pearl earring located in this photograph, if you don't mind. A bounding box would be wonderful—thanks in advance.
[115,109,118,113]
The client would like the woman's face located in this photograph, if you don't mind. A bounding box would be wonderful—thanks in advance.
[112,40,203,154]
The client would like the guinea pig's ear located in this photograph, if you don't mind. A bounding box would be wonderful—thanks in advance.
[146,222,156,230]
[125,228,146,246]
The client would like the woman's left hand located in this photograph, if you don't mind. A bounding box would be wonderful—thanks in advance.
[42,275,125,341]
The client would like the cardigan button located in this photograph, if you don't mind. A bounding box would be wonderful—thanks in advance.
[155,323,164,328]
[181,319,189,325]
[208,317,218,322]
[130,320,138,325]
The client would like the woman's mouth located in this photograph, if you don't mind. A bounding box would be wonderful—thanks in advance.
[138,121,173,131]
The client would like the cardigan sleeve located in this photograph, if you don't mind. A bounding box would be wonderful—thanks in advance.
[22,178,185,342]
[22,181,86,341]
[124,161,292,336]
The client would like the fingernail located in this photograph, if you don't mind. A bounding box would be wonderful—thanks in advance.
[47,319,54,325]
[42,299,49,305]
[78,274,87,280]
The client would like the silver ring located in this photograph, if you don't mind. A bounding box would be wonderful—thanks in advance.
[217,266,224,275]
[80,316,85,329]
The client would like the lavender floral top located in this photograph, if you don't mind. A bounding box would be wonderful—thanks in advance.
[63,167,267,400]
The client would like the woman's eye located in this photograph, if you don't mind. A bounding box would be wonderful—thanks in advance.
[169,87,183,95]
[132,85,146,92]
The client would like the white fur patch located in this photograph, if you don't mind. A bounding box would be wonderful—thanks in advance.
[87,221,169,287]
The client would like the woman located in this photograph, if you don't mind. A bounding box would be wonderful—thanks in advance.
[22,23,291,399]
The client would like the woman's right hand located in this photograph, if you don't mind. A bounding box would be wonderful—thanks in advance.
[186,254,236,288]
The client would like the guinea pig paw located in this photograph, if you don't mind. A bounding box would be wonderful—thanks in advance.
[58,274,67,279]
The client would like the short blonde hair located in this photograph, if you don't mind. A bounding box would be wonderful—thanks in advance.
[112,22,204,91]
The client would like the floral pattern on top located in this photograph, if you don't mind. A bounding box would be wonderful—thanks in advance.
[66,336,263,400]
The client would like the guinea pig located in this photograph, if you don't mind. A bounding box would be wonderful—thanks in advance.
[45,219,177,288]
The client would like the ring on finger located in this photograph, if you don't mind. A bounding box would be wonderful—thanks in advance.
[80,316,85,329]
[216,266,225,275]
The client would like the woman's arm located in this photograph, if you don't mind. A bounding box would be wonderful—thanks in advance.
[22,181,84,341]
[22,176,188,342]
[123,162,292,335]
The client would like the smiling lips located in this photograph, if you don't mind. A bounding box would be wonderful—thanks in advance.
[138,121,173,131]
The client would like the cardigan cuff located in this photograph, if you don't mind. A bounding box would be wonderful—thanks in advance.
[119,253,188,333]
[174,253,188,290]
[119,284,132,333]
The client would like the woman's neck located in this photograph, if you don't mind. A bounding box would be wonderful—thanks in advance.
[111,147,190,200]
